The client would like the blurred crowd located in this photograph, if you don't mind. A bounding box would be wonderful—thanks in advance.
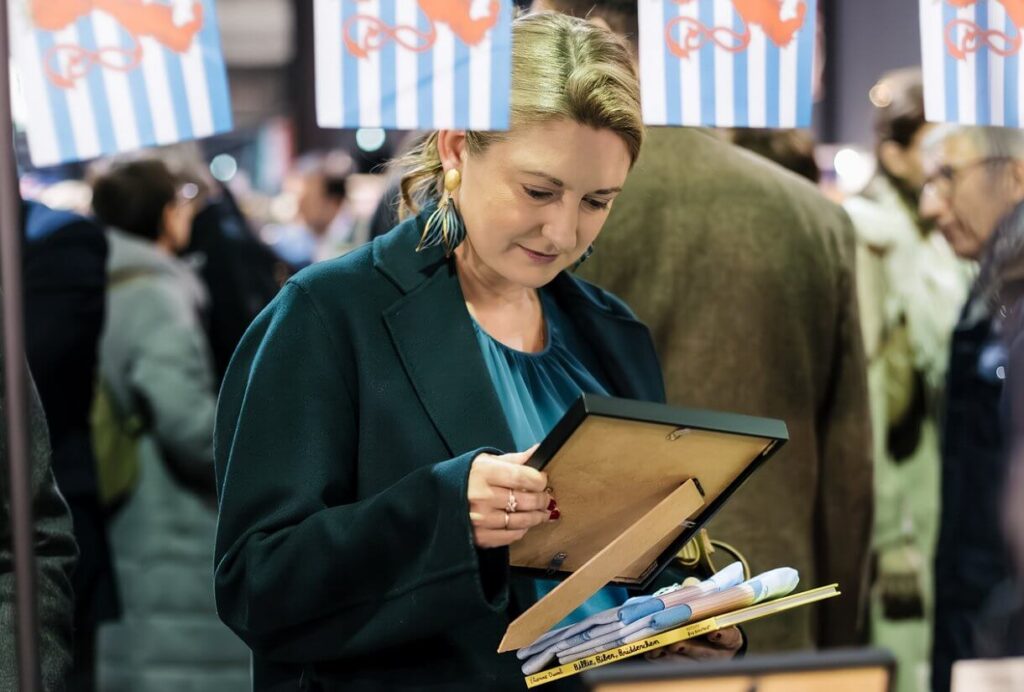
[3,13,1024,692]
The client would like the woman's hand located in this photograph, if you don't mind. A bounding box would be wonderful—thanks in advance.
[644,627,744,662]
[469,446,556,549]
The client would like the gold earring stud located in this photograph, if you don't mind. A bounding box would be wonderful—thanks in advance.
[444,168,461,194]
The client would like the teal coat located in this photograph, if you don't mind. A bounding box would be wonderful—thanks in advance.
[213,213,665,691]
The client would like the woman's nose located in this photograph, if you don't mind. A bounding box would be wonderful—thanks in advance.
[542,203,579,252]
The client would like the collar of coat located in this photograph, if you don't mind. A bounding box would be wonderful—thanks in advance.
[967,200,1024,328]
[368,210,665,456]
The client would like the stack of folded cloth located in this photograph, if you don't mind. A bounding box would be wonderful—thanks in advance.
[518,562,799,674]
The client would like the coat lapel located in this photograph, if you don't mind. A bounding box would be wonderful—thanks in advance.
[549,273,666,404]
[377,220,517,457]
[375,215,665,457]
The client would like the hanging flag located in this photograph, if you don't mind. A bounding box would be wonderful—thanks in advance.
[314,0,512,131]
[11,0,233,168]
[920,0,1024,126]
[639,0,817,128]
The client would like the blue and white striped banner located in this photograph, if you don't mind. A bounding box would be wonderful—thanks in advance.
[13,0,232,168]
[314,0,512,131]
[639,0,817,128]
[921,0,1024,126]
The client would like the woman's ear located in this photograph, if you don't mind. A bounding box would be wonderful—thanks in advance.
[436,130,468,171]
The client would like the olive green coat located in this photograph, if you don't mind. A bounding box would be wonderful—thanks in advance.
[213,214,665,690]
[580,128,873,651]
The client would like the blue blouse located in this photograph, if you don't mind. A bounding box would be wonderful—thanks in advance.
[473,290,629,626]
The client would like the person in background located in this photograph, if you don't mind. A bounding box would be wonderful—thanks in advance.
[999,154,1024,650]
[89,159,250,691]
[294,150,363,262]
[842,68,970,692]
[969,201,1024,662]
[23,200,118,691]
[535,0,873,654]
[368,132,429,242]
[997,445,1024,656]
[181,177,288,385]
[0,346,79,691]
[726,128,821,183]
[918,125,1024,692]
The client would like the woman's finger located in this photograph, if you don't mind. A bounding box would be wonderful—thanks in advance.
[664,641,729,661]
[472,509,550,531]
[484,459,548,492]
[502,444,540,465]
[486,488,552,512]
[707,627,743,650]
[664,629,742,661]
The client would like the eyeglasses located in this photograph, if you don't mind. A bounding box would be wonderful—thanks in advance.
[922,156,1014,198]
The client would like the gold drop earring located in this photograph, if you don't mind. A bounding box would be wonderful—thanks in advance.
[416,168,467,257]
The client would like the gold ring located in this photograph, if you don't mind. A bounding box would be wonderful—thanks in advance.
[504,511,511,529]
[506,489,518,514]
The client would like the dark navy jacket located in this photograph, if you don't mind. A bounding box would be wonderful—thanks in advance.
[23,200,107,498]
[932,304,1012,692]
[23,201,120,638]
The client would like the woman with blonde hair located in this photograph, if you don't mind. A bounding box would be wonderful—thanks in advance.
[214,12,734,690]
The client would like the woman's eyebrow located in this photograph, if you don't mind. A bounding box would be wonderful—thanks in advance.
[522,170,565,187]
[521,170,622,195]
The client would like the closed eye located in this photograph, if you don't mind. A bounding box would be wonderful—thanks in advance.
[584,197,610,211]
[523,186,555,202]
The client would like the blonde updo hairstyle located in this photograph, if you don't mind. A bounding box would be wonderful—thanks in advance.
[398,11,644,218]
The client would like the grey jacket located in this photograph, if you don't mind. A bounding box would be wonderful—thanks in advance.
[0,351,78,691]
[95,231,249,691]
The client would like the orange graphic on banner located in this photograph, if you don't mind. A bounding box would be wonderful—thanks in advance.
[665,0,807,60]
[343,0,501,59]
[30,0,204,88]
[944,0,1023,60]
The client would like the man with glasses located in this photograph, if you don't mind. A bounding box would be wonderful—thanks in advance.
[919,125,1024,692]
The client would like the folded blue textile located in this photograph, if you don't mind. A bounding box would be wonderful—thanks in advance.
[551,567,801,668]
[618,561,745,624]
[558,629,657,664]
[553,602,700,663]
[553,613,660,660]
[516,596,648,661]
[649,603,695,630]
[518,562,749,675]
